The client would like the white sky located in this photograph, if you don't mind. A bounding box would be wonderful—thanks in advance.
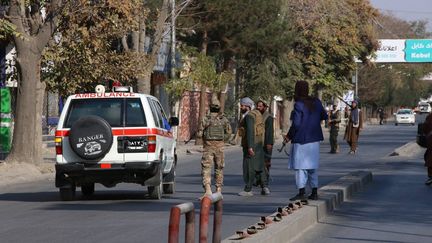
[369,0,432,31]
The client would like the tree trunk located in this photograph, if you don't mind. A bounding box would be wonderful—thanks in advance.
[136,0,169,94]
[281,99,293,134]
[6,46,44,164]
[174,99,182,141]
[219,91,226,114]
[195,85,207,145]
[195,30,209,145]
[132,30,139,51]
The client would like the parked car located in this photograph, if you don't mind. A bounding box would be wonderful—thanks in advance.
[418,102,431,114]
[54,85,179,201]
[394,109,415,126]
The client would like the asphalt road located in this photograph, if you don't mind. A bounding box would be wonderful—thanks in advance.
[0,116,424,243]
[294,115,432,243]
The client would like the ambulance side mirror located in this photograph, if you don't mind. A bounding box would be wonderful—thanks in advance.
[169,117,179,126]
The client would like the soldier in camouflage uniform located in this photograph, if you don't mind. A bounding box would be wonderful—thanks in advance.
[197,95,232,196]
[328,104,341,153]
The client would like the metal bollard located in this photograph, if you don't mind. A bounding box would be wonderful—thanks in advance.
[168,202,195,243]
[199,192,223,243]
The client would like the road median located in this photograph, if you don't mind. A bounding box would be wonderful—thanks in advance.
[222,170,373,243]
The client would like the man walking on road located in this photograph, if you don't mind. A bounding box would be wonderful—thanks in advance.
[256,99,273,195]
[344,100,362,154]
[197,95,232,197]
[238,97,265,196]
[328,104,341,153]
[286,81,327,201]
[378,107,384,125]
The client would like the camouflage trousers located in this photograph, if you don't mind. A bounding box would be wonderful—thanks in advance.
[329,127,339,153]
[201,141,225,190]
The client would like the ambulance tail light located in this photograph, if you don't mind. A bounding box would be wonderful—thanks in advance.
[55,137,63,155]
[147,135,156,153]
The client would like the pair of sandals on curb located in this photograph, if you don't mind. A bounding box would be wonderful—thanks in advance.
[232,199,309,240]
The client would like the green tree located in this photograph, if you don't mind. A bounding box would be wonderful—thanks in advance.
[42,0,147,96]
[178,0,295,102]
[281,0,378,99]
[1,0,69,164]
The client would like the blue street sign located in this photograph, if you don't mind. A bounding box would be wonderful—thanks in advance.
[405,39,432,62]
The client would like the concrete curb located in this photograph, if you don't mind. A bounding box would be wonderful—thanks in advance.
[222,170,373,243]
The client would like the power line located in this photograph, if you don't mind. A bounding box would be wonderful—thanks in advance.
[372,18,401,39]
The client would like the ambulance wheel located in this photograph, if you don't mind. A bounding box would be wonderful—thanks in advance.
[148,171,163,200]
[60,185,76,201]
[163,154,177,194]
[163,183,175,194]
[81,183,95,196]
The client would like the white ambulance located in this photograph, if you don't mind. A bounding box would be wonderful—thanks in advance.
[54,86,178,200]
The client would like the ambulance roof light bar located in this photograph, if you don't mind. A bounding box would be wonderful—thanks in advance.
[112,86,133,93]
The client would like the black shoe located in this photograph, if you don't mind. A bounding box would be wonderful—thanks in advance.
[425,177,432,185]
[308,193,318,200]
[308,187,318,200]
[290,188,306,201]
[290,193,306,201]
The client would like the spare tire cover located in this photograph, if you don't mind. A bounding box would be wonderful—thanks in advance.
[69,115,113,160]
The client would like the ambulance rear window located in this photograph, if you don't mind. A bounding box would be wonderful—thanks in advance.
[64,98,147,128]
[125,99,146,127]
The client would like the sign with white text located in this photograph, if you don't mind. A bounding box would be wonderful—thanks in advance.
[405,39,432,62]
[368,39,432,63]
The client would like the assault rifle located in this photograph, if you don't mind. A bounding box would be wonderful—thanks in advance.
[337,96,355,109]
[277,136,290,156]
[277,141,286,153]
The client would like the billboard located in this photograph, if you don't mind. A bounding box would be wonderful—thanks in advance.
[372,39,432,63]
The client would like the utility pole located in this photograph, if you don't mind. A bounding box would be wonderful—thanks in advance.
[170,0,176,79]
[355,65,358,99]
[352,65,358,100]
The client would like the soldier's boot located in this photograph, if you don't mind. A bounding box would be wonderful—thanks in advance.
[216,186,222,193]
[290,188,306,201]
[308,187,318,200]
[204,184,212,195]
[198,185,213,200]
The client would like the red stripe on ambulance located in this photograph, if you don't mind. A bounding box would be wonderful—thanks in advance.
[56,128,173,138]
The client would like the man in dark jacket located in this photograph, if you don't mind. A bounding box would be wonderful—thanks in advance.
[256,99,273,195]
[423,113,432,185]
[328,104,341,153]
[377,107,384,125]
[286,81,328,201]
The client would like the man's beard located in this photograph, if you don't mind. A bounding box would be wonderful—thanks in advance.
[240,108,248,114]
